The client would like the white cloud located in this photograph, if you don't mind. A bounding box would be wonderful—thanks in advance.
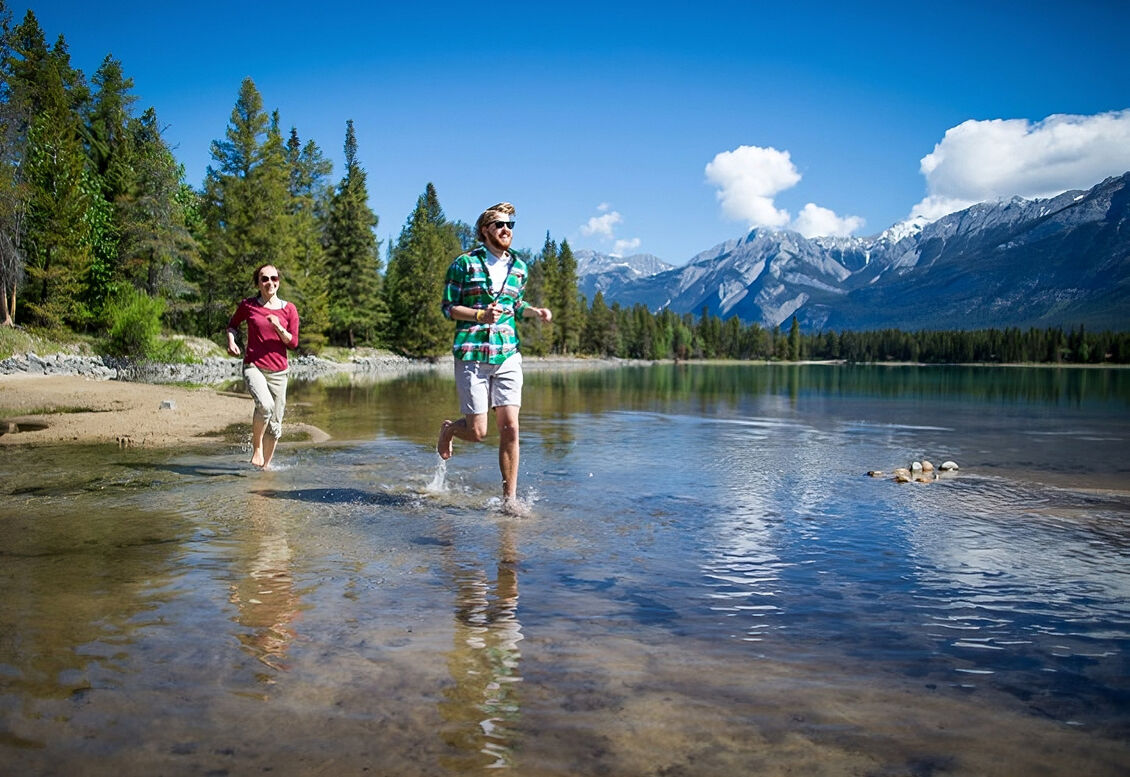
[613,237,641,256]
[581,210,622,238]
[911,110,1130,221]
[792,203,865,238]
[705,145,799,228]
[705,145,864,237]
[579,205,642,254]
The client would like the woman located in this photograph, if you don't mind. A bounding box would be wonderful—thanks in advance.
[226,264,300,469]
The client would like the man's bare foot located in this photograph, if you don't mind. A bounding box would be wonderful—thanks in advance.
[251,450,265,468]
[437,420,455,460]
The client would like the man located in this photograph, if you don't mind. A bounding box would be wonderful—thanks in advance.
[436,202,552,513]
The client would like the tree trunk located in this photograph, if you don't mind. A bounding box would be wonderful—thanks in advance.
[0,284,12,326]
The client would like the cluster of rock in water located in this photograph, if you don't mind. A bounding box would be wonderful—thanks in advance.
[868,459,959,483]
[0,352,416,383]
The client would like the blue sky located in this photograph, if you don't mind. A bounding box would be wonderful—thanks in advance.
[14,0,1130,264]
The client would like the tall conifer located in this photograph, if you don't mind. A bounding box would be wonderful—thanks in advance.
[200,78,270,333]
[115,108,197,299]
[199,79,294,336]
[552,239,581,354]
[521,232,556,355]
[384,182,459,358]
[285,127,332,350]
[18,28,91,329]
[324,120,383,347]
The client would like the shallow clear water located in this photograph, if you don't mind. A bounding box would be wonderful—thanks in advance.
[1,364,1128,776]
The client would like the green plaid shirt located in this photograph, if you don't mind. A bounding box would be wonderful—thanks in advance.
[442,246,531,364]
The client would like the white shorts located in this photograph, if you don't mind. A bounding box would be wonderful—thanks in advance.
[454,353,523,415]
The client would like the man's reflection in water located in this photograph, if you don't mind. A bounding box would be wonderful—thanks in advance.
[228,493,300,683]
[439,523,523,770]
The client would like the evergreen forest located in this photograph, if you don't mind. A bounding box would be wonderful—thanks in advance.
[1,5,1127,366]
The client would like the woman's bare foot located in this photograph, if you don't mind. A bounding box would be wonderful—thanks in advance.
[501,496,532,518]
[437,420,455,460]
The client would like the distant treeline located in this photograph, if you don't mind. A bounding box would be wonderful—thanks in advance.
[529,305,1130,364]
[0,6,1125,366]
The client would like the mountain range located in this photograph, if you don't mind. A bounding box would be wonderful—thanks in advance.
[576,172,1130,331]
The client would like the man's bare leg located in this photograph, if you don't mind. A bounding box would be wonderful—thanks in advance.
[437,414,489,460]
[495,405,520,501]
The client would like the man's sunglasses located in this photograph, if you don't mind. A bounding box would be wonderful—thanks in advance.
[490,220,515,230]
[259,275,279,282]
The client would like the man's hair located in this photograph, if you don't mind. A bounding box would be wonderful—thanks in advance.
[475,202,516,243]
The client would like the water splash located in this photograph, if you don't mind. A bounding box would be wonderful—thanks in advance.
[426,455,448,493]
[484,493,535,518]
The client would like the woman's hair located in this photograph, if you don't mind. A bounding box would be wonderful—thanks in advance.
[474,202,516,243]
[252,264,280,286]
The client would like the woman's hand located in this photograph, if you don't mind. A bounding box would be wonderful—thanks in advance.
[265,314,291,342]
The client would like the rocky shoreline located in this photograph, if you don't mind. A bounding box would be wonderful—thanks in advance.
[0,350,636,384]
[0,351,426,384]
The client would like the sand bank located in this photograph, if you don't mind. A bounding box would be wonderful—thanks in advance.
[0,374,267,448]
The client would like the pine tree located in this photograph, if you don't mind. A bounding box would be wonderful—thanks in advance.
[85,55,135,202]
[585,290,619,356]
[324,120,383,347]
[80,56,134,321]
[198,79,294,336]
[550,239,581,354]
[384,182,459,357]
[19,46,90,328]
[259,110,297,292]
[2,10,93,328]
[519,232,554,355]
[284,127,332,351]
[115,108,198,299]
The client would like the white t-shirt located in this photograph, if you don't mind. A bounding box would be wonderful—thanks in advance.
[485,250,510,295]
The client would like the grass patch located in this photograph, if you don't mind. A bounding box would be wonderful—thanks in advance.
[0,405,100,416]
[165,335,227,361]
[0,326,97,360]
[0,326,227,364]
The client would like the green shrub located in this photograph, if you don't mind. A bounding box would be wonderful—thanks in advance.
[102,287,166,360]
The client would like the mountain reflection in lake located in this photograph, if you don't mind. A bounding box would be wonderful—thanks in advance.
[1,363,1128,776]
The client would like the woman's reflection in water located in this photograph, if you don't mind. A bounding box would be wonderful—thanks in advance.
[439,522,523,770]
[228,492,301,684]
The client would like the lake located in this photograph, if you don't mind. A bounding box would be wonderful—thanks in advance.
[1,363,1128,776]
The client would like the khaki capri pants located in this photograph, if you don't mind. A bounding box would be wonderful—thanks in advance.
[243,363,288,439]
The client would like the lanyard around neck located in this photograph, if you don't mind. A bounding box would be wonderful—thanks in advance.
[478,250,515,302]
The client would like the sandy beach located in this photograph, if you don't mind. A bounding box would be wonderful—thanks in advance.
[0,374,281,448]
